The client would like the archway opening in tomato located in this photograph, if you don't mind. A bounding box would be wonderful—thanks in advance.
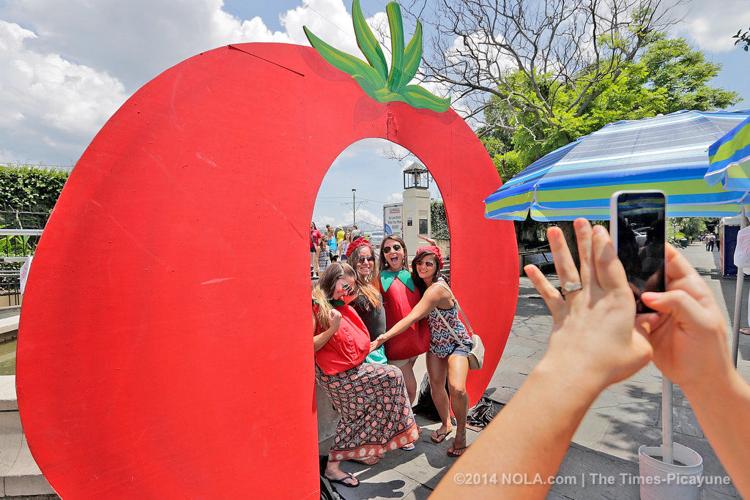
[311,138,452,447]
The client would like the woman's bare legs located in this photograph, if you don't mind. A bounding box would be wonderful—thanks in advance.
[397,356,419,403]
[426,353,452,439]
[447,354,470,456]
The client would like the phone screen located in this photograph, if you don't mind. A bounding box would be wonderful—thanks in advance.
[615,192,666,313]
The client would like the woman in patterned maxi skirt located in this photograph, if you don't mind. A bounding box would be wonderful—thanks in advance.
[313,262,419,488]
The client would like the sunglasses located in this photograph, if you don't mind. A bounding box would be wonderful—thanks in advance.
[357,256,375,264]
[342,283,355,294]
[383,244,402,254]
[417,260,435,268]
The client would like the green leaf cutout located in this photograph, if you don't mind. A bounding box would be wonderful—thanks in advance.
[303,1,451,112]
[352,0,388,82]
[303,26,386,93]
[401,85,451,112]
[386,2,405,91]
[400,20,422,88]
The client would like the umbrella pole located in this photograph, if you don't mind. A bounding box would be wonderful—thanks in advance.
[661,377,673,464]
[732,207,747,367]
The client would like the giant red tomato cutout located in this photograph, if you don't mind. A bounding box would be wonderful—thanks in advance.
[17,43,518,497]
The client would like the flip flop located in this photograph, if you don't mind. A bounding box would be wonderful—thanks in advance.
[430,428,452,444]
[401,443,416,451]
[447,445,468,458]
[326,472,360,488]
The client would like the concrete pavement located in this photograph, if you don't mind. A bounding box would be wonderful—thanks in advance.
[333,243,748,499]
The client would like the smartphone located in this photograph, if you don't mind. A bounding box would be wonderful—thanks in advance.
[610,191,666,313]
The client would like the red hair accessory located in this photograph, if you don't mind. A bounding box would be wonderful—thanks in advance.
[346,236,371,258]
[414,245,443,269]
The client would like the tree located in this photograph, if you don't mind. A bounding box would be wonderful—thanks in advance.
[405,0,674,133]
[734,27,750,51]
[480,37,739,180]
[670,217,708,242]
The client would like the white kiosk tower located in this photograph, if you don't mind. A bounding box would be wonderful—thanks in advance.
[402,162,431,259]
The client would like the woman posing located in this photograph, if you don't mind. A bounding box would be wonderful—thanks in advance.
[313,262,419,488]
[346,237,387,364]
[378,236,431,403]
[372,246,472,457]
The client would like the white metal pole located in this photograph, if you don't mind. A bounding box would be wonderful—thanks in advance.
[661,376,674,464]
[732,207,747,367]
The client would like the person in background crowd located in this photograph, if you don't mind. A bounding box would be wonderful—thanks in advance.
[340,229,351,262]
[328,230,338,262]
[372,245,472,457]
[378,235,430,403]
[313,263,419,488]
[432,219,750,499]
[318,238,330,274]
[336,227,346,260]
[310,222,323,279]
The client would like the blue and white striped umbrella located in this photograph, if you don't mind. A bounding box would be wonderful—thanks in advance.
[706,115,750,190]
[485,110,750,221]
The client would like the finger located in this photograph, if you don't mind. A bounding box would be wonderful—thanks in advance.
[592,224,628,290]
[641,289,701,319]
[665,244,700,283]
[547,226,581,289]
[635,313,661,336]
[524,264,565,318]
[664,244,712,302]
[574,218,594,287]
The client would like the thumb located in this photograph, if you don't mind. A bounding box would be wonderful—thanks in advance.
[641,290,700,319]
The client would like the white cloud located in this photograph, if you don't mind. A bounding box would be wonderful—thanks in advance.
[0,0,387,164]
[673,0,750,53]
[0,20,128,164]
[348,208,382,227]
[386,192,403,203]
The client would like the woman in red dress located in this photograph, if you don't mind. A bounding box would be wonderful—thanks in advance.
[313,262,419,488]
[378,236,431,403]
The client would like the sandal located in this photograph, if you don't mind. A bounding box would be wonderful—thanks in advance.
[430,428,452,444]
[325,472,360,488]
[401,443,416,451]
[447,445,468,457]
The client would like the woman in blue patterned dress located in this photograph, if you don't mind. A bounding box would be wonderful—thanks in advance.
[371,245,472,457]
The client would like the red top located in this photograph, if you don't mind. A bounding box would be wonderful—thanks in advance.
[310,229,322,250]
[314,303,370,375]
[381,279,429,348]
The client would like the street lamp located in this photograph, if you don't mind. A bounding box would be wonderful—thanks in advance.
[352,188,356,226]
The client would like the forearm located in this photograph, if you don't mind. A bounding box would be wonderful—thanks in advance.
[313,326,337,352]
[433,356,603,499]
[684,371,750,497]
[382,315,416,342]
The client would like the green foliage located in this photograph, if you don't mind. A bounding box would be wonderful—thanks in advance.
[0,165,68,255]
[430,201,449,239]
[0,166,68,218]
[734,27,750,51]
[304,0,450,112]
[481,37,740,172]
[670,217,708,241]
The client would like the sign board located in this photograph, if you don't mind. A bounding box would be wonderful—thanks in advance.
[383,203,403,236]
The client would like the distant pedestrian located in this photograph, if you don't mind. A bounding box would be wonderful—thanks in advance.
[328,231,338,262]
[318,238,330,273]
[310,222,323,279]
[339,229,351,261]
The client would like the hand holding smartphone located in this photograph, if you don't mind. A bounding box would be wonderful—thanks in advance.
[610,191,666,313]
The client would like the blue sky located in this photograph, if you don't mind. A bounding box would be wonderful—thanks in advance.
[0,0,748,227]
